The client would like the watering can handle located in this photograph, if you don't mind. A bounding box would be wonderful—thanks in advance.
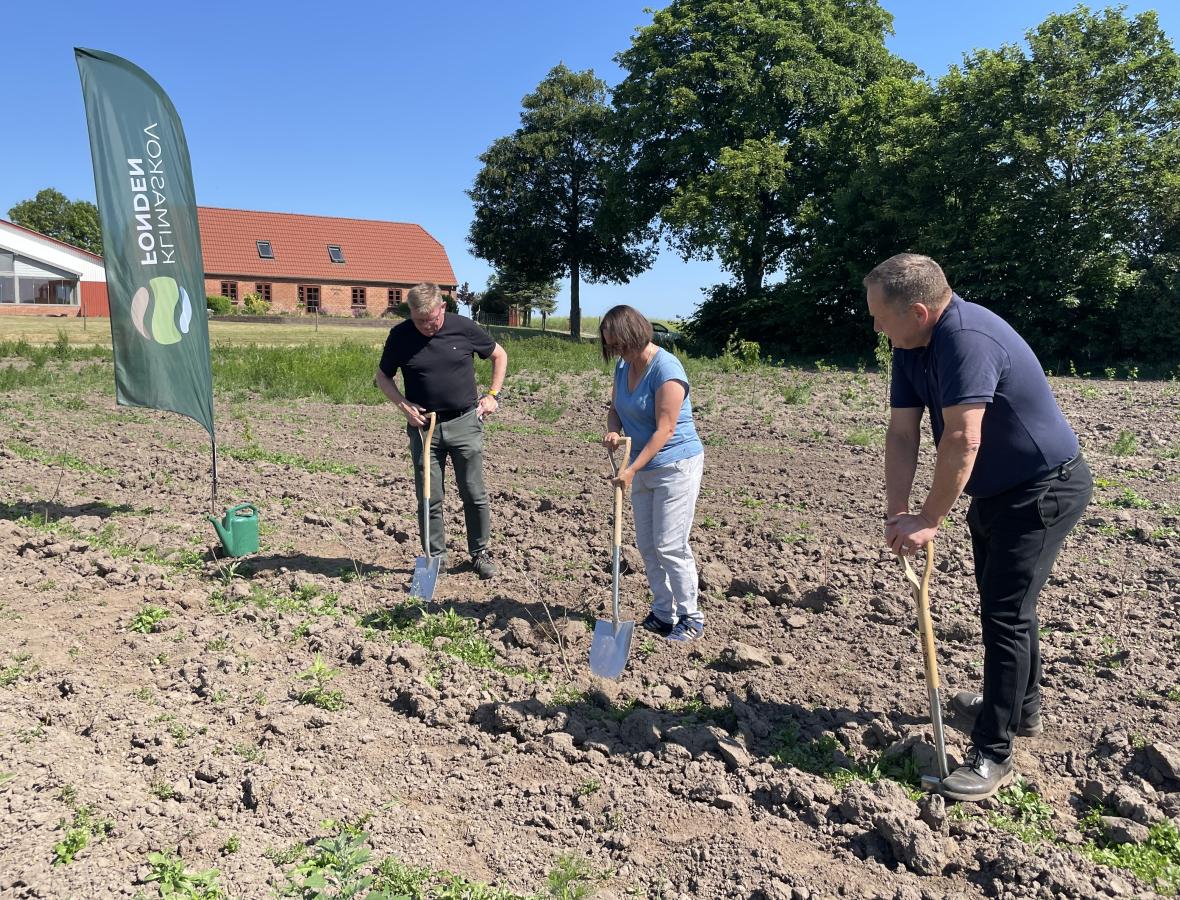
[227,503,257,518]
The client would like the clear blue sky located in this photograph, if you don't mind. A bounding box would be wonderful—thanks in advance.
[1,1,1175,323]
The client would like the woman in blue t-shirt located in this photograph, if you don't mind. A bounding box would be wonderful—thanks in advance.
[599,305,706,642]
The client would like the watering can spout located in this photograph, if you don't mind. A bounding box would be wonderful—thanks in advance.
[208,515,231,545]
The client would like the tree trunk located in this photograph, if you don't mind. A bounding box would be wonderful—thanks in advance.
[569,258,581,339]
[541,312,548,332]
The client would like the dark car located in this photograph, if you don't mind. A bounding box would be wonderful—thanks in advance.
[651,321,682,348]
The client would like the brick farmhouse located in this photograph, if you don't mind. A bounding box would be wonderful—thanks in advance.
[199,207,457,316]
[0,207,457,318]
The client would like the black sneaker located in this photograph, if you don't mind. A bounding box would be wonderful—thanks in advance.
[471,553,497,580]
[939,746,1015,802]
[640,612,674,637]
[950,691,1043,737]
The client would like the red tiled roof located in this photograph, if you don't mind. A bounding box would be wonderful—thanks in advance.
[196,206,457,286]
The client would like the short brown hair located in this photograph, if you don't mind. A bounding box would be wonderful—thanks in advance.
[407,282,443,314]
[863,253,952,310]
[599,305,653,361]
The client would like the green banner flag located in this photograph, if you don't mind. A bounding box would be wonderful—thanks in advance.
[75,48,215,437]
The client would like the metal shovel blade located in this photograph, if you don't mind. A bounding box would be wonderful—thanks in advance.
[409,556,441,601]
[589,619,635,680]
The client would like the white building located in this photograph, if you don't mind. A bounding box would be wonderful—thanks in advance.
[0,219,108,316]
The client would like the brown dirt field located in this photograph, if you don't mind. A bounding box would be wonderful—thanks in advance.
[1,363,1178,899]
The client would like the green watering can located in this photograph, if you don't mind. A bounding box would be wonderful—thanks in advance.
[209,503,260,557]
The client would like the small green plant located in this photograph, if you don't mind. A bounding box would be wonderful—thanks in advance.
[724,333,761,368]
[846,427,884,447]
[52,804,114,866]
[264,841,308,867]
[282,829,380,899]
[144,851,226,899]
[219,835,240,855]
[781,376,814,405]
[545,854,593,899]
[874,332,892,382]
[576,780,601,797]
[989,778,1055,843]
[0,651,35,687]
[296,654,346,711]
[150,780,175,801]
[1103,487,1153,510]
[1111,430,1139,457]
[129,605,169,634]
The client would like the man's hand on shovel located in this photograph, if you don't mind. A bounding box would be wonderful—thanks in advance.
[885,512,938,556]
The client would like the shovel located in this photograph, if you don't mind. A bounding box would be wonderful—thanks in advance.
[900,540,950,788]
[589,437,634,679]
[409,411,441,601]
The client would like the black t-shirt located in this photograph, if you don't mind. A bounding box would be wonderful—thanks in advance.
[891,295,1078,498]
[378,314,496,413]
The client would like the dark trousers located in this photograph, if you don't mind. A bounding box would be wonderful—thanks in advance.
[966,455,1092,761]
[407,408,490,558]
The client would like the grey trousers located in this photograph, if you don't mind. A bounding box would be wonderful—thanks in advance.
[631,452,705,624]
[407,408,489,558]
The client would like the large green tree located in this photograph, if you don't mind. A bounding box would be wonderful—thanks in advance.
[468,64,655,339]
[8,188,103,255]
[612,0,915,304]
[911,7,1180,362]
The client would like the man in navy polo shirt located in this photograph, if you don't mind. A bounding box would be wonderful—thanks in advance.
[865,253,1092,802]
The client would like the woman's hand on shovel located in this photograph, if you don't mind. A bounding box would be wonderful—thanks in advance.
[885,512,938,556]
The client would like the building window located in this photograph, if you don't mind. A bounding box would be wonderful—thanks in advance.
[255,283,272,302]
[328,245,345,264]
[256,240,274,259]
[220,281,238,302]
[17,278,75,304]
[351,287,367,313]
[298,284,320,313]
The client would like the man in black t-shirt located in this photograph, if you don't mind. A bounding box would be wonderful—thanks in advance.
[375,283,508,579]
[865,253,1092,802]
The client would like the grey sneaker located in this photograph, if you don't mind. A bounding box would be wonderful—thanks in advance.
[939,746,1015,802]
[950,691,1043,737]
[471,553,497,580]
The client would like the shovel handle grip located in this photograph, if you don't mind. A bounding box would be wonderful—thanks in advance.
[612,437,630,548]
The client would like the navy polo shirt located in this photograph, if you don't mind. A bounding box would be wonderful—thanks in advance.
[891,295,1078,498]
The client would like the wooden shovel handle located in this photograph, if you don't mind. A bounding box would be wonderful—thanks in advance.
[612,437,631,549]
[419,412,437,500]
[902,541,939,691]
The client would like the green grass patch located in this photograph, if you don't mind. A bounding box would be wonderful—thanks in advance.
[1083,816,1180,895]
[362,604,546,681]
[772,721,922,797]
[7,439,117,477]
[220,442,357,475]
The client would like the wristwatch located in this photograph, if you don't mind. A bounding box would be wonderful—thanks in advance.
[486,389,499,399]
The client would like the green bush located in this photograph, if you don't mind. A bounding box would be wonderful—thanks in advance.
[206,294,231,315]
[241,292,271,315]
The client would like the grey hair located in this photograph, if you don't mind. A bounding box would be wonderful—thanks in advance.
[407,282,443,314]
[863,253,952,309]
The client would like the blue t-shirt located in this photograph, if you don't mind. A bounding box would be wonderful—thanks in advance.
[614,349,704,470]
[891,295,1078,498]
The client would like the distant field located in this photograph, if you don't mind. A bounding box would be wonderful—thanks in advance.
[0,317,390,347]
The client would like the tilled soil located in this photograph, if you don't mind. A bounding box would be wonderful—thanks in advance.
[1,364,1178,900]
